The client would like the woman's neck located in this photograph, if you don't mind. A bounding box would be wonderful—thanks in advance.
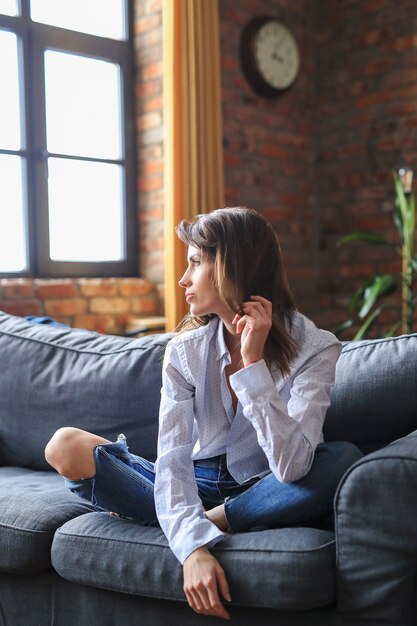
[220,314,241,355]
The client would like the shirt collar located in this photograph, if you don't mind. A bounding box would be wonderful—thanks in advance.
[214,316,230,362]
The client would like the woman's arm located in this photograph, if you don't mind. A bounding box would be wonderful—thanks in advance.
[154,344,224,563]
[154,342,230,618]
[231,296,341,483]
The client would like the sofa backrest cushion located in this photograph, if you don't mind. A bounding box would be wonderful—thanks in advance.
[0,312,172,470]
[2,311,417,469]
[324,334,417,453]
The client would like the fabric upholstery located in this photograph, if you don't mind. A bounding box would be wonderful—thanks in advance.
[52,511,336,610]
[0,467,94,573]
[0,571,338,626]
[335,431,417,626]
[325,334,417,453]
[0,311,172,470]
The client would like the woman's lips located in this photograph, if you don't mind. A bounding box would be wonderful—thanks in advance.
[185,293,195,302]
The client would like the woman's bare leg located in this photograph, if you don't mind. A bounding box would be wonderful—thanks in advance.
[205,503,228,532]
[45,427,110,480]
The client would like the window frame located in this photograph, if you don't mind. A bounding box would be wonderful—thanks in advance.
[0,0,137,278]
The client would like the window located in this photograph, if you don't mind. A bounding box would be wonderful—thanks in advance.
[0,0,137,277]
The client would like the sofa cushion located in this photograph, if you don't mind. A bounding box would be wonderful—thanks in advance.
[51,512,336,610]
[325,334,417,453]
[0,311,172,470]
[0,467,94,574]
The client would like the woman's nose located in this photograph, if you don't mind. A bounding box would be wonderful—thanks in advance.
[179,271,190,288]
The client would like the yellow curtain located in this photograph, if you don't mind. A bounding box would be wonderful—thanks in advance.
[163,0,225,331]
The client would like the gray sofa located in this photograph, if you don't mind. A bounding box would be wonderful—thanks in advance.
[0,310,417,626]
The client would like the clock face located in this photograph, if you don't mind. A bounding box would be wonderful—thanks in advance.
[253,21,299,91]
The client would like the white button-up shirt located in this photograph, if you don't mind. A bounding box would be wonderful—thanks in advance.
[154,312,341,564]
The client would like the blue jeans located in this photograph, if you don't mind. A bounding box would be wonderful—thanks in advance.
[65,435,363,532]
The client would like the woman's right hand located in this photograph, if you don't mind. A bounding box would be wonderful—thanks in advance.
[183,546,231,620]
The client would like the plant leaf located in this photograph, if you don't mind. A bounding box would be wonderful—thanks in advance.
[338,232,391,246]
[353,308,381,340]
[408,192,415,255]
[358,274,396,318]
[393,208,403,240]
[394,174,409,245]
[385,322,401,337]
[332,319,355,338]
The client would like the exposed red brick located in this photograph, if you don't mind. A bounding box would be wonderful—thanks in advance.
[35,280,78,299]
[135,14,161,34]
[1,280,33,299]
[73,315,118,334]
[78,279,119,298]
[119,279,154,297]
[138,175,163,192]
[131,296,158,315]
[142,95,163,112]
[0,301,42,316]
[142,62,162,80]
[90,298,131,315]
[44,299,88,317]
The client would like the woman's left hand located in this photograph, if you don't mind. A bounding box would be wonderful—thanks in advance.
[233,295,272,367]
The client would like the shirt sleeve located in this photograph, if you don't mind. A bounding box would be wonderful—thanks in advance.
[154,341,224,565]
[229,343,341,484]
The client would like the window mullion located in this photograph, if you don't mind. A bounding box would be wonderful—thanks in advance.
[29,29,50,276]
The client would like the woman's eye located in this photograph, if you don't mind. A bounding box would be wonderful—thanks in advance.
[191,259,200,266]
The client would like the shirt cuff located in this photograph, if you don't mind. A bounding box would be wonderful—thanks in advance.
[230,358,275,398]
[170,518,225,565]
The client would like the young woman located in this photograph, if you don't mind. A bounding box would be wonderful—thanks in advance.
[45,207,362,621]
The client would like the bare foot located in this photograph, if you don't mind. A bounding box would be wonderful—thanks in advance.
[205,504,229,532]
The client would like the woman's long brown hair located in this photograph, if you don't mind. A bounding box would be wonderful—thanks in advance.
[176,207,298,375]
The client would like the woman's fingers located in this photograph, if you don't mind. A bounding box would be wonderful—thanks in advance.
[250,295,273,310]
[183,549,230,620]
[216,565,232,603]
[243,297,272,318]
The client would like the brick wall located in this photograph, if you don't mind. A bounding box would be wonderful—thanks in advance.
[220,0,417,335]
[219,0,320,316]
[135,0,165,298]
[0,278,160,334]
[315,0,417,335]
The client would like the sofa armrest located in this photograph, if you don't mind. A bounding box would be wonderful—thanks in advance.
[334,431,417,626]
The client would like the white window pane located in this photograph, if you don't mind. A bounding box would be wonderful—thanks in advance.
[0,30,21,150]
[45,51,122,160]
[0,155,27,272]
[0,0,18,16]
[48,158,124,262]
[30,0,126,40]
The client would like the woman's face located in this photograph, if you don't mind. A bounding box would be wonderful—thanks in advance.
[179,246,228,318]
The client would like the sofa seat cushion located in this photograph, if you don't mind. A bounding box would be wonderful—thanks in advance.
[0,467,94,574]
[52,512,336,610]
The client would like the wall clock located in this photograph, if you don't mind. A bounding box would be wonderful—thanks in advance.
[240,16,300,98]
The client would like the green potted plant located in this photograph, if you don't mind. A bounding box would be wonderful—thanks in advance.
[336,169,416,339]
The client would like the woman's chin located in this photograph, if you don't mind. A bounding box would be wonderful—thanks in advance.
[189,304,209,317]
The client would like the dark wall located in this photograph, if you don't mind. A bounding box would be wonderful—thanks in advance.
[220,0,417,335]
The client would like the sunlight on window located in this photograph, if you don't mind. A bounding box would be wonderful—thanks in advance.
[30,0,126,40]
[0,155,27,272]
[0,30,21,151]
[45,51,122,160]
[48,158,124,262]
[0,0,18,16]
